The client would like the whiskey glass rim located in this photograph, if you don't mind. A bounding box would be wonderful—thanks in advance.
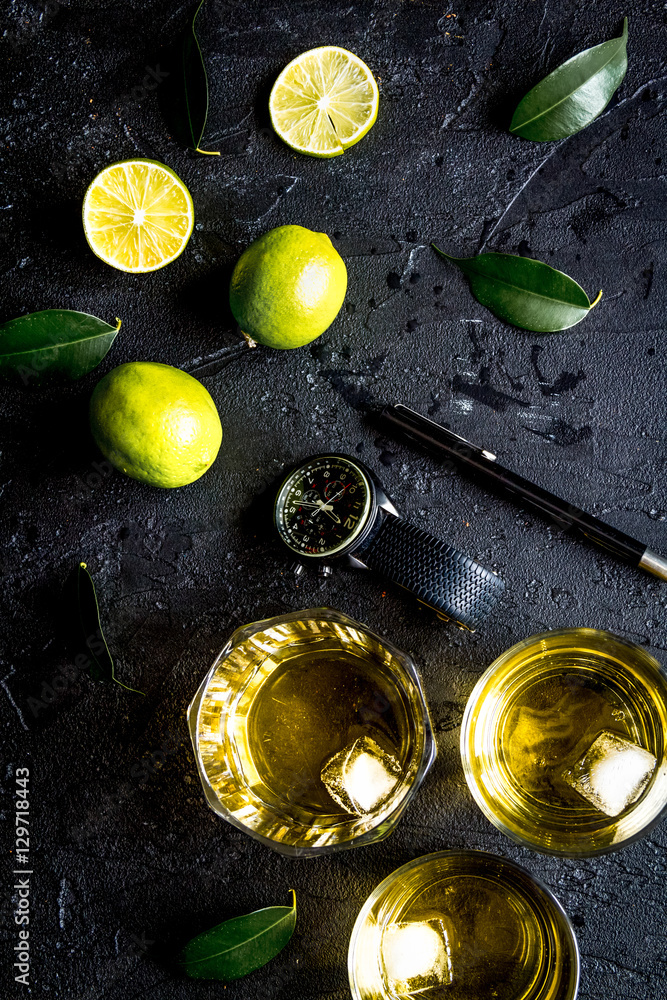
[188,606,436,855]
[348,849,580,1000]
[468,628,664,676]
[460,628,667,857]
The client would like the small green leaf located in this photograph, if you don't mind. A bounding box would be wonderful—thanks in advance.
[180,890,296,981]
[510,18,628,141]
[0,309,120,382]
[433,245,600,333]
[76,563,144,694]
[160,0,219,155]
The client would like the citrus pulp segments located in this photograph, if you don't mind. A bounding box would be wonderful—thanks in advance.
[269,46,379,157]
[82,159,194,273]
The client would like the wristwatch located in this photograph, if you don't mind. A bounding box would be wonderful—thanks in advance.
[273,453,504,630]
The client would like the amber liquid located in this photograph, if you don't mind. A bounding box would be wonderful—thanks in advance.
[504,668,644,808]
[462,630,667,855]
[192,613,432,852]
[349,852,578,1000]
[246,647,411,816]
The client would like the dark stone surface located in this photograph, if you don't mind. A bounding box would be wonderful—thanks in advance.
[1,1,666,997]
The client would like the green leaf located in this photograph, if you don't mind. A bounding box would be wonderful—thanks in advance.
[433,246,602,333]
[0,309,120,382]
[159,0,219,155]
[510,18,628,141]
[180,890,296,981]
[76,563,144,694]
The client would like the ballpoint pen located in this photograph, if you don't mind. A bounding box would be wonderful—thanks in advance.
[380,403,667,582]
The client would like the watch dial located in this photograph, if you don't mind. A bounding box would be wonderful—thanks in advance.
[275,456,372,557]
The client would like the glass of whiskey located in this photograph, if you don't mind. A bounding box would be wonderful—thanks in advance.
[187,607,435,856]
[348,850,579,1000]
[461,628,667,856]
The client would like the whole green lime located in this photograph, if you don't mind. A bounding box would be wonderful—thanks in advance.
[90,362,222,488]
[229,225,347,349]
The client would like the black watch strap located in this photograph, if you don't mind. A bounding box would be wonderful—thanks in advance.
[355,512,504,630]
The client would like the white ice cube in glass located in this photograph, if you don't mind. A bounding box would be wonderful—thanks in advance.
[320,736,402,815]
[562,730,657,817]
[381,919,453,997]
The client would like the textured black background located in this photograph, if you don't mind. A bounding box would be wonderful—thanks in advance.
[2,1,667,997]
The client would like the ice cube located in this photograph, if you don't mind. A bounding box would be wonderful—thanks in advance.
[381,919,453,997]
[562,730,657,817]
[320,736,402,815]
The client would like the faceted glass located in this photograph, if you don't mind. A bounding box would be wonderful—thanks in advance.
[187,607,435,856]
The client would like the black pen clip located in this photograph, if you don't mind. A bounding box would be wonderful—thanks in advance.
[390,404,498,462]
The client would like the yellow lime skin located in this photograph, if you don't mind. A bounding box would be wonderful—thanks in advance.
[90,362,222,488]
[229,225,347,349]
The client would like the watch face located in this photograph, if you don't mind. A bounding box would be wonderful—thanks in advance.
[275,455,373,558]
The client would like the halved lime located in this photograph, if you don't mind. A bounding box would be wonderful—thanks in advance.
[269,46,379,158]
[82,159,194,273]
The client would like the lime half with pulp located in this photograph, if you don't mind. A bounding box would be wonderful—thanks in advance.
[269,46,379,157]
[82,159,194,273]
